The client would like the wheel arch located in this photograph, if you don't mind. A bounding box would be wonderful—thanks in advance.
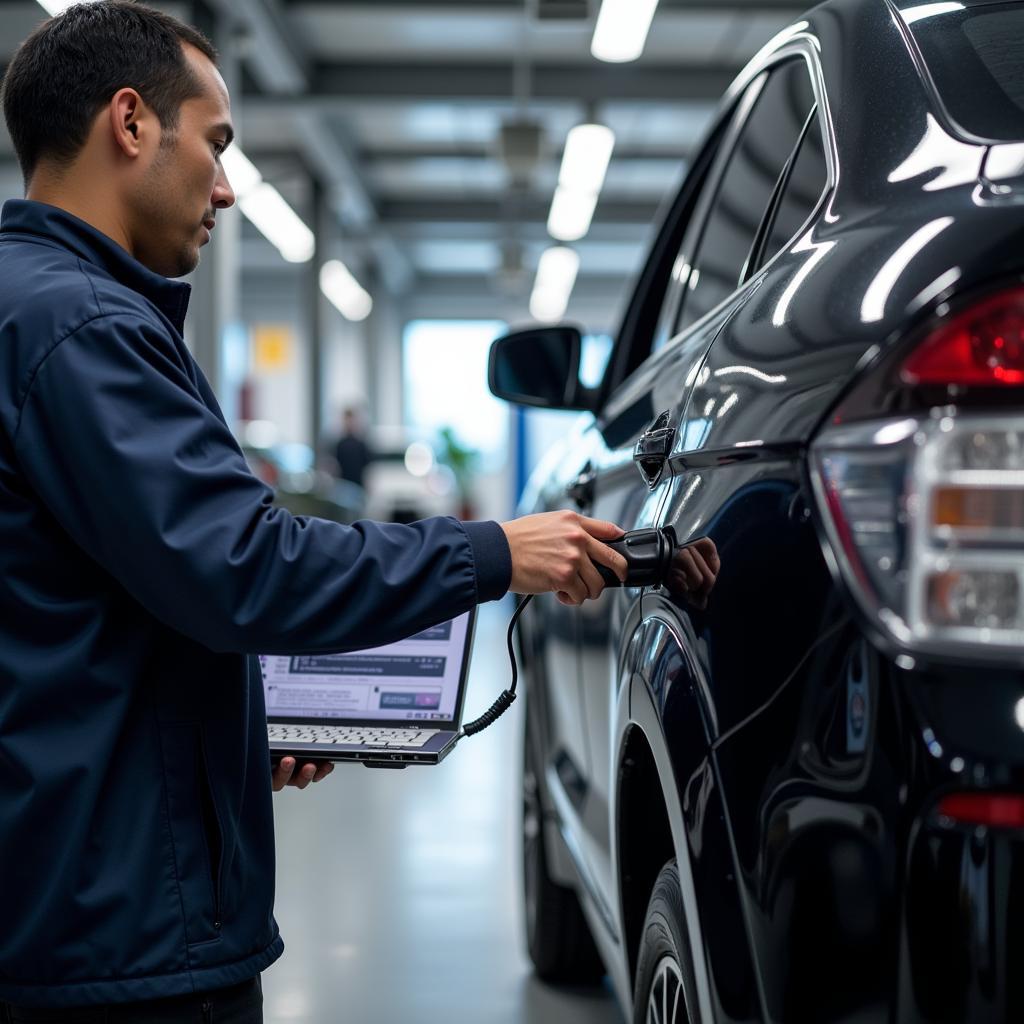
[615,678,717,1022]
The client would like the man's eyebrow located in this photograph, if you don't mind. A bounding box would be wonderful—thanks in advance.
[214,122,235,148]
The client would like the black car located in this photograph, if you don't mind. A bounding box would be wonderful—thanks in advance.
[488,1,1024,1021]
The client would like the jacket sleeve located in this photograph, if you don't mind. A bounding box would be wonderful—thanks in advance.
[12,314,511,654]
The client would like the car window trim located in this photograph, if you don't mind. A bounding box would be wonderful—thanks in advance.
[741,102,819,283]
[672,55,818,338]
[647,86,761,356]
[660,72,770,347]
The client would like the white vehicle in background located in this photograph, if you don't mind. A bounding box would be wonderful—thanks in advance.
[362,427,459,524]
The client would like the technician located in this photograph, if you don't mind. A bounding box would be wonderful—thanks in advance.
[0,3,627,1021]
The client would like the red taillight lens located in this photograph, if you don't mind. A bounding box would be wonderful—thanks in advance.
[902,286,1024,386]
[937,793,1024,828]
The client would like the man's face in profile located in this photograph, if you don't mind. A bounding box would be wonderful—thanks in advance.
[132,44,236,279]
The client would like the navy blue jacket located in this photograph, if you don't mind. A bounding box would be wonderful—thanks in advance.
[0,200,511,1007]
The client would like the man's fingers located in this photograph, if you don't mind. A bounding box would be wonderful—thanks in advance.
[271,757,296,792]
[585,533,628,582]
[690,549,716,597]
[578,516,625,542]
[272,758,333,791]
[577,559,605,601]
[291,763,317,790]
[694,538,721,575]
[682,550,709,590]
[557,574,587,605]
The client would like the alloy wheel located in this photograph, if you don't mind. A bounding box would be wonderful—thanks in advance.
[646,954,686,1024]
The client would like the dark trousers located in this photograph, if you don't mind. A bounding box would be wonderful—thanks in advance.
[0,977,262,1024]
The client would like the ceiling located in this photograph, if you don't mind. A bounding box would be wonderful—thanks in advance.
[0,0,808,302]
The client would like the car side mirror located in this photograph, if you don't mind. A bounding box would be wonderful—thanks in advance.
[488,325,596,411]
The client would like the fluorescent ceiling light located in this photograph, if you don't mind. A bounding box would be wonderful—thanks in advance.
[547,186,600,243]
[220,146,315,264]
[592,0,660,63]
[221,147,262,200]
[529,246,580,323]
[559,124,615,194]
[547,123,615,242]
[239,183,315,263]
[35,0,102,15]
[320,260,373,322]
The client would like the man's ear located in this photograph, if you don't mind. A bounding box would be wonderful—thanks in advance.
[109,88,148,158]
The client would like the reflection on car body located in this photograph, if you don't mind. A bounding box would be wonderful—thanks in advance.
[491,1,1024,1021]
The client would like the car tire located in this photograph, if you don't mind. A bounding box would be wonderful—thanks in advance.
[522,705,604,985]
[633,860,700,1024]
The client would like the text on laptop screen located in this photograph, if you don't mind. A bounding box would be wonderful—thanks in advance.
[259,612,471,722]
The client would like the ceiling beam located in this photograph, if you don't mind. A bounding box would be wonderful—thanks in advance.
[206,0,414,292]
[243,62,738,107]
[247,143,690,165]
[205,0,309,94]
[292,112,415,292]
[378,196,659,226]
[285,0,806,11]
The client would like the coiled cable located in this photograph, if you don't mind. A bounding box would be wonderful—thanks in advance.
[458,594,533,738]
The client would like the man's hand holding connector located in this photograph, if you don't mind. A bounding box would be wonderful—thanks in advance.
[501,511,628,606]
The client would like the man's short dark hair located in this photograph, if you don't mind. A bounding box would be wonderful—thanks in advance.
[2,1,218,184]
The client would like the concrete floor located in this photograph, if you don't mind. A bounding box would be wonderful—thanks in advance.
[263,602,625,1024]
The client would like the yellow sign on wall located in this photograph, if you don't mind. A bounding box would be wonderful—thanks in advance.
[252,325,293,373]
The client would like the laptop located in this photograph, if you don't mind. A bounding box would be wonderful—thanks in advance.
[262,607,476,768]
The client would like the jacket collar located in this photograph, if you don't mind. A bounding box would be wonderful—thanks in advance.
[0,199,192,333]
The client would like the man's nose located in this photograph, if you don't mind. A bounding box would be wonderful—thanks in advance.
[213,166,235,210]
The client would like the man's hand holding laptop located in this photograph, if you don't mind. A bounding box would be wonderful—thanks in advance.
[273,757,335,792]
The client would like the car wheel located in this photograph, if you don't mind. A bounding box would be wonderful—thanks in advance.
[633,860,699,1024]
[522,705,604,984]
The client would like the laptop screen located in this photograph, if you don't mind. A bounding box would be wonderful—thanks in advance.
[260,609,474,726]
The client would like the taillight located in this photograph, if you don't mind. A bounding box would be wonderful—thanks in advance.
[811,285,1024,660]
[937,793,1024,829]
[901,286,1024,386]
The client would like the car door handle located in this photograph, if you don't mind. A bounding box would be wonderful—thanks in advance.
[566,463,596,508]
[633,411,674,488]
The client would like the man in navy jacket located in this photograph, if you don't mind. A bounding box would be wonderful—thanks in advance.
[0,3,627,1020]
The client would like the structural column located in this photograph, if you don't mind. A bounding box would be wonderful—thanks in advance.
[186,3,243,426]
[307,176,327,450]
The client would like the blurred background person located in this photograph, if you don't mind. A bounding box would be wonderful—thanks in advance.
[333,405,373,490]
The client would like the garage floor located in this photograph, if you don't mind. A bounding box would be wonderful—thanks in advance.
[263,602,625,1024]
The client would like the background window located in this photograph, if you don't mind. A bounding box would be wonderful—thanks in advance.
[403,319,508,468]
[678,59,815,333]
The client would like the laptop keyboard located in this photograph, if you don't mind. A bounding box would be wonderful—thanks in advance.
[268,724,440,749]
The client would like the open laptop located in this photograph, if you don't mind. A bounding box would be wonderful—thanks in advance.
[262,608,476,768]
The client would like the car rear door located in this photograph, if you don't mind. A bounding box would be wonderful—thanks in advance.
[565,69,788,918]
[645,50,844,1021]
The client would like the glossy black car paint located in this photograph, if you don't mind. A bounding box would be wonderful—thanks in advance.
[501,0,1024,1021]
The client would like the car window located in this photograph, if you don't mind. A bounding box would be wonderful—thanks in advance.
[649,78,768,357]
[757,107,828,269]
[676,58,816,334]
[595,114,730,405]
[903,1,1024,142]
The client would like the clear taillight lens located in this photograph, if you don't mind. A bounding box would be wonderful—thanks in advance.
[812,416,1024,657]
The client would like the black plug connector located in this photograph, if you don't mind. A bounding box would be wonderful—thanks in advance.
[596,527,675,588]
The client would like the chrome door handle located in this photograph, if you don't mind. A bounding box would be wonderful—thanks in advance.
[633,411,674,488]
